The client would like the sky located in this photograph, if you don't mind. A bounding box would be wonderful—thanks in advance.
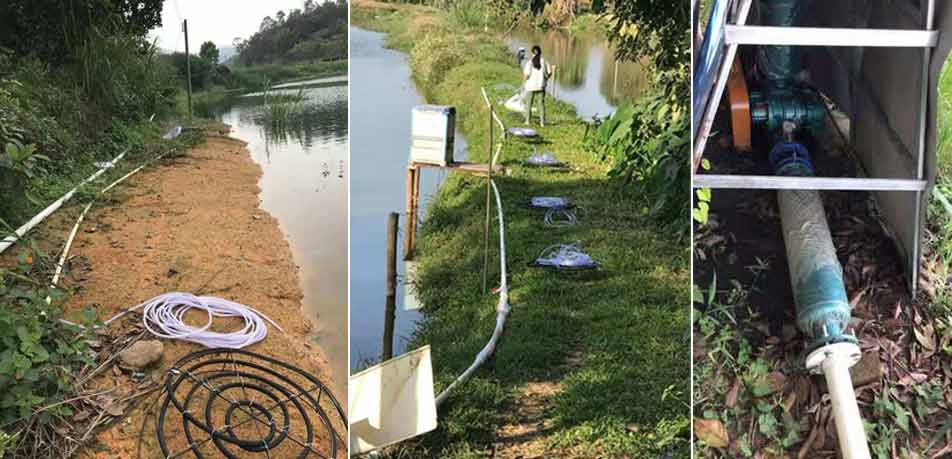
[148,0,311,52]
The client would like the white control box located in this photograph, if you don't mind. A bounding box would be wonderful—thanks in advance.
[410,105,455,166]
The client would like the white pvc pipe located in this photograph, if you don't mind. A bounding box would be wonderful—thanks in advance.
[0,150,127,255]
[435,179,509,406]
[807,343,871,459]
[49,202,92,289]
[47,148,175,299]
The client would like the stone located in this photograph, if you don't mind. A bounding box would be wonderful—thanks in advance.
[118,340,164,370]
[849,352,882,387]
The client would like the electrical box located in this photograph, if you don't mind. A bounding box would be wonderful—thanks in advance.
[410,105,455,166]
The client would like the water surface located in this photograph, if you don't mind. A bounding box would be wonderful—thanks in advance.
[506,27,647,120]
[216,79,349,399]
[349,27,468,371]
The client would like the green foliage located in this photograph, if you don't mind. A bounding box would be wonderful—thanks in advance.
[694,159,712,225]
[587,89,689,236]
[199,41,220,64]
[0,28,178,228]
[605,0,689,100]
[228,60,347,90]
[0,0,163,65]
[237,1,347,66]
[410,34,467,89]
[71,33,179,120]
[0,242,94,426]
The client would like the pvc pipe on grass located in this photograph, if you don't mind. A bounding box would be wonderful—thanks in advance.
[0,150,128,255]
[435,179,509,406]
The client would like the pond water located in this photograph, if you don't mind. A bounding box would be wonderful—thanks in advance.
[349,27,469,372]
[213,77,349,399]
[506,27,648,120]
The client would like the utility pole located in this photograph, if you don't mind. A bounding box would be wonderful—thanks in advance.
[183,19,193,122]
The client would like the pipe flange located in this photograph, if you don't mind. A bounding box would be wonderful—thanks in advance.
[805,341,862,375]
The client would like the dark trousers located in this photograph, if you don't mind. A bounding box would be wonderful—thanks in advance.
[525,90,545,126]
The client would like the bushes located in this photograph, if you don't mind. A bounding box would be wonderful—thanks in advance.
[0,34,178,227]
[587,85,689,237]
[410,34,468,89]
[0,244,94,425]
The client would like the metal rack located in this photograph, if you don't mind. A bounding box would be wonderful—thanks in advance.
[692,0,938,294]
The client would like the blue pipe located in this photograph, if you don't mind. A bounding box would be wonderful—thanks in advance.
[769,138,856,350]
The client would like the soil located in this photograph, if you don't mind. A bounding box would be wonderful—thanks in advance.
[493,349,586,459]
[4,125,345,458]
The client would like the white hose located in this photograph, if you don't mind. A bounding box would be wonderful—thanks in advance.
[534,243,598,269]
[105,292,283,349]
[435,179,509,406]
[544,208,577,227]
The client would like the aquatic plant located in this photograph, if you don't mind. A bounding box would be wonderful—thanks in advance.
[260,83,306,125]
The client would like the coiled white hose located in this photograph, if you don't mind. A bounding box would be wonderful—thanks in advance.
[544,208,577,227]
[534,243,598,269]
[104,292,283,349]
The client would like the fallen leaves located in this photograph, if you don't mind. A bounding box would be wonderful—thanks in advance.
[695,418,729,449]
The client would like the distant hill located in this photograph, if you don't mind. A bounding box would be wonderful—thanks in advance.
[236,0,347,66]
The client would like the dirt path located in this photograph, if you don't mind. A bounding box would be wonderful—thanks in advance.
[493,350,586,459]
[18,127,343,457]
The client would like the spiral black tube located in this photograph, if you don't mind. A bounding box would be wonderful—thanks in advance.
[156,348,346,459]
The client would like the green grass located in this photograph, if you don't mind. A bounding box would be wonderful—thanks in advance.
[355,3,689,457]
[228,60,347,91]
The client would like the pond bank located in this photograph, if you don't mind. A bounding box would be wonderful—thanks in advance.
[3,125,342,458]
[353,1,689,457]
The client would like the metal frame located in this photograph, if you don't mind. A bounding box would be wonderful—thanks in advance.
[692,0,937,295]
[693,0,753,169]
[724,25,937,48]
[694,175,927,191]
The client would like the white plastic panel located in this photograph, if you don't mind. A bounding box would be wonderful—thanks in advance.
[349,345,438,454]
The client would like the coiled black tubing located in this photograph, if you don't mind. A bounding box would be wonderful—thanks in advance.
[156,348,346,458]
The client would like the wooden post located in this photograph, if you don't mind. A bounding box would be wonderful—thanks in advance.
[183,20,193,122]
[482,93,494,293]
[383,212,399,361]
[403,166,416,260]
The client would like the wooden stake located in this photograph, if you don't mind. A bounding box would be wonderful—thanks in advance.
[383,212,399,361]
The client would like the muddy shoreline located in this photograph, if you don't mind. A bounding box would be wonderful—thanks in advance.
[5,126,342,457]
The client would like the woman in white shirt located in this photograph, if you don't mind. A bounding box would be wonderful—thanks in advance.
[522,45,551,126]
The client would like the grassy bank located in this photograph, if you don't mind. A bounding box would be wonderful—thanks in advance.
[0,44,181,231]
[354,2,689,458]
[227,59,347,90]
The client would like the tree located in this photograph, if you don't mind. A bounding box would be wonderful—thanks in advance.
[260,16,276,32]
[0,0,164,63]
[276,10,286,24]
[606,0,689,98]
[199,41,220,64]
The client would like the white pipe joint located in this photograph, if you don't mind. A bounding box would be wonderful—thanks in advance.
[805,342,871,459]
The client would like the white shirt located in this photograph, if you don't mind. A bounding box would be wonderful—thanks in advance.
[523,58,549,92]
